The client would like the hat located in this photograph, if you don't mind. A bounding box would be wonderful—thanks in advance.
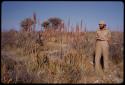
[99,20,106,25]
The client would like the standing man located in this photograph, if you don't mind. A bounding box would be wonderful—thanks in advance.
[95,20,111,76]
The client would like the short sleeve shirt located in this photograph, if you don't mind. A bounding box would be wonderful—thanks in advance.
[96,28,111,41]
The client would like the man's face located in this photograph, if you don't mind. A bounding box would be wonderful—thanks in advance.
[99,24,105,29]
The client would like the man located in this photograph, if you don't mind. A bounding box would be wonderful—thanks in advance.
[95,20,111,76]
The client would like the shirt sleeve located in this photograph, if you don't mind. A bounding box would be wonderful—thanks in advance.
[96,31,99,39]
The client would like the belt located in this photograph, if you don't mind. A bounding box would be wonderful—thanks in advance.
[96,39,107,41]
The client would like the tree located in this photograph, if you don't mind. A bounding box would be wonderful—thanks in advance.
[48,17,62,30]
[20,18,34,32]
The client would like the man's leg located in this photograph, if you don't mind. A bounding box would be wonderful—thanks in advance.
[102,42,109,72]
[95,42,103,76]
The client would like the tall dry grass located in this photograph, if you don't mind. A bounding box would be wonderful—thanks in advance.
[1,28,123,83]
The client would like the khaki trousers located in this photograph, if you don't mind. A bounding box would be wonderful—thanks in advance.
[95,40,109,76]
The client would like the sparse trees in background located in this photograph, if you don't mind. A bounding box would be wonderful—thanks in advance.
[20,13,37,32]
[48,17,62,30]
[41,17,63,32]
[20,18,34,32]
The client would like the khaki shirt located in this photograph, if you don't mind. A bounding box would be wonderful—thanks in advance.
[96,28,111,41]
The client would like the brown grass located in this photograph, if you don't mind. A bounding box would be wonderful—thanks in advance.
[1,28,123,84]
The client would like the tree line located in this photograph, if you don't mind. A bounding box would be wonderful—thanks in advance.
[20,13,63,32]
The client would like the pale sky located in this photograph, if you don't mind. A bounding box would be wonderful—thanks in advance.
[2,1,124,32]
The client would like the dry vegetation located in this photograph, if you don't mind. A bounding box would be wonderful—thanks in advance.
[1,17,124,84]
[1,30,123,84]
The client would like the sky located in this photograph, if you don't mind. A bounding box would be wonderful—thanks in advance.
[1,1,124,32]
